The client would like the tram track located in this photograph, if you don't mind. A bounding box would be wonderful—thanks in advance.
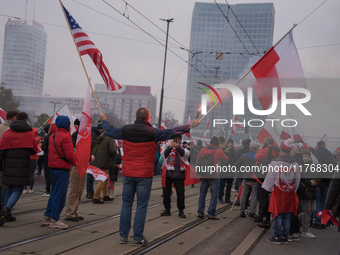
[125,203,233,255]
[0,191,200,252]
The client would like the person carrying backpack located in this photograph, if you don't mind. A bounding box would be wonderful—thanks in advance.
[196,136,229,220]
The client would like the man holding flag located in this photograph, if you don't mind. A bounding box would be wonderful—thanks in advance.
[100,108,200,246]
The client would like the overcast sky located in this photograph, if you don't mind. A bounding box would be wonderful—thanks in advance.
[0,0,339,150]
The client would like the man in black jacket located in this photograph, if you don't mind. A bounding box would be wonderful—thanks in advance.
[0,112,37,226]
[160,136,189,218]
[41,124,51,196]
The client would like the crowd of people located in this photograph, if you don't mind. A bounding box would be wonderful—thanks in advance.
[0,107,339,250]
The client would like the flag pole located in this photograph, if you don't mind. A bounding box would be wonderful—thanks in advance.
[199,24,298,122]
[58,0,102,115]
[37,103,67,132]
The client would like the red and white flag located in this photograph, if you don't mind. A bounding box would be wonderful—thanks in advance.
[87,165,114,190]
[75,84,92,178]
[280,126,292,141]
[335,147,340,155]
[160,120,167,130]
[290,125,309,149]
[47,104,76,135]
[0,108,7,123]
[250,30,306,110]
[255,121,280,148]
[61,2,121,91]
[231,115,244,135]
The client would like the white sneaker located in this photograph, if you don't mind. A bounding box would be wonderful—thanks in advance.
[23,190,28,194]
[301,231,316,239]
[49,219,68,229]
[28,189,34,193]
[41,192,50,197]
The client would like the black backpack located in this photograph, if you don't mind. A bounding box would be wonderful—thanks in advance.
[196,153,216,177]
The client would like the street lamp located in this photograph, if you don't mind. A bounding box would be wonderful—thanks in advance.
[158,18,174,129]
[49,101,61,113]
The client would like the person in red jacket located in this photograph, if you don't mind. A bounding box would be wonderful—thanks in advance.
[23,128,39,194]
[196,136,229,220]
[254,137,280,227]
[42,116,76,229]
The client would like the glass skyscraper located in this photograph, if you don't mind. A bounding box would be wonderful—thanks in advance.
[185,2,275,140]
[1,18,47,96]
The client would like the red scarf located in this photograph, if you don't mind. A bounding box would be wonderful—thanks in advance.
[0,129,37,151]
[165,148,187,171]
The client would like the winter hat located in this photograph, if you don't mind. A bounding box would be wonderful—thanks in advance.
[281,138,293,154]
[210,136,219,146]
[249,141,257,149]
[97,122,103,130]
[227,138,234,144]
[55,115,70,131]
[74,118,80,127]
[292,143,303,153]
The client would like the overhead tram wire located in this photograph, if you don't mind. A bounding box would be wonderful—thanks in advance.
[298,0,328,25]
[0,13,176,47]
[101,0,218,84]
[213,0,251,57]
[224,0,260,54]
[71,0,179,48]
[119,0,223,83]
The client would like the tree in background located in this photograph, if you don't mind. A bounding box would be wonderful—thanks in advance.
[162,111,180,128]
[92,112,125,127]
[0,85,20,112]
[33,113,50,128]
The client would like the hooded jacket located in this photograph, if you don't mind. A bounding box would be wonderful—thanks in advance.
[90,132,116,170]
[196,144,229,178]
[0,120,37,186]
[48,116,76,170]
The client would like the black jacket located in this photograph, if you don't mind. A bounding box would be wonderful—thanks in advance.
[235,151,257,181]
[0,120,36,186]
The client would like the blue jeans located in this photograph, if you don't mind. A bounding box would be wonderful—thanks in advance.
[314,186,329,224]
[4,185,24,210]
[198,178,220,217]
[119,176,153,240]
[1,187,6,205]
[86,173,94,193]
[273,212,291,238]
[44,170,70,220]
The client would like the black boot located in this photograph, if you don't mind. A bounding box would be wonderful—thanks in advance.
[6,213,16,222]
[160,209,171,216]
[86,192,94,199]
[0,207,10,226]
[93,199,104,204]
[178,210,186,218]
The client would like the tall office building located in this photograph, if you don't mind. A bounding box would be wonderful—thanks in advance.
[1,18,47,96]
[185,3,275,140]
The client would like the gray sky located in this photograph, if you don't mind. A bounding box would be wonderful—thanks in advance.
[0,0,339,150]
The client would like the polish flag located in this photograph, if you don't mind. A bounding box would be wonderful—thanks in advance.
[47,104,76,135]
[335,146,340,155]
[290,125,309,149]
[280,126,292,140]
[0,108,7,123]
[235,138,242,149]
[160,120,167,130]
[75,84,92,178]
[87,164,114,190]
[255,121,280,148]
[250,30,306,110]
[231,115,244,135]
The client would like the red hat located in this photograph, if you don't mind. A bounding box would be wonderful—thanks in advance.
[281,138,293,153]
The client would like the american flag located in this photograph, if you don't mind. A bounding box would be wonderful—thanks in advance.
[62,4,121,91]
